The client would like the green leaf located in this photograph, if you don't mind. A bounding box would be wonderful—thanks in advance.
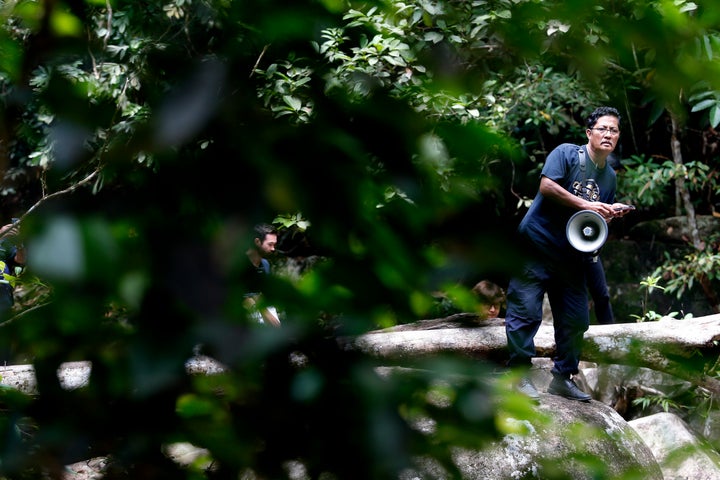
[283,95,302,111]
[690,98,717,112]
[703,35,713,61]
[424,31,443,43]
[710,104,720,128]
[50,9,83,37]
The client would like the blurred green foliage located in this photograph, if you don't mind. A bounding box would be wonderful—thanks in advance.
[0,0,718,478]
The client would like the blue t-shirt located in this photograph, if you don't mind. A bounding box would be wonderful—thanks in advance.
[518,143,617,260]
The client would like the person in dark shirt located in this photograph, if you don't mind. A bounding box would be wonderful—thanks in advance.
[504,107,632,402]
[244,223,281,327]
[0,219,25,313]
[428,279,505,321]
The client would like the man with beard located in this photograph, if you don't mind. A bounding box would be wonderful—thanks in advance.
[244,223,281,327]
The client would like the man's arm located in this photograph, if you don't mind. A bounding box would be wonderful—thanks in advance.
[539,176,618,221]
[0,222,25,266]
[0,223,18,240]
[259,306,281,328]
[243,295,281,328]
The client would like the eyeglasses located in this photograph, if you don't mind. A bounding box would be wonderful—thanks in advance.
[590,127,620,136]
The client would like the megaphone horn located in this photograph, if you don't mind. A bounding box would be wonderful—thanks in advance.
[566,210,608,253]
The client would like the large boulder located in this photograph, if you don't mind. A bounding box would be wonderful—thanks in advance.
[382,365,663,480]
[630,412,720,480]
[448,396,661,480]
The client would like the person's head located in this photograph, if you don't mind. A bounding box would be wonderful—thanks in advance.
[252,223,278,257]
[471,280,505,320]
[585,106,621,158]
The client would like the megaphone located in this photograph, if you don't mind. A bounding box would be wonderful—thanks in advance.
[566,210,608,253]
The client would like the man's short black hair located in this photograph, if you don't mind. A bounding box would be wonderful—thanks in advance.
[253,223,277,242]
[586,106,621,129]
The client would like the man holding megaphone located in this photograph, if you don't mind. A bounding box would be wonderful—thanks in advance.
[505,106,633,403]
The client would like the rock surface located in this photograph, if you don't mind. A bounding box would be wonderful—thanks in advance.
[5,335,719,479]
[630,412,720,480]
[447,395,661,480]
[393,364,664,480]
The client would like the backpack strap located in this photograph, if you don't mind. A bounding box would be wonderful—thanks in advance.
[578,147,586,173]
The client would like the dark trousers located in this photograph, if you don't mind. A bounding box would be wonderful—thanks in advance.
[505,256,590,377]
[0,284,14,363]
[585,256,614,324]
[0,283,13,312]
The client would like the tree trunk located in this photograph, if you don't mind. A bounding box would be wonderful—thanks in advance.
[668,110,718,312]
[341,314,720,395]
[670,111,702,249]
[5,315,720,397]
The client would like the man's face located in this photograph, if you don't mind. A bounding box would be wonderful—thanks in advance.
[256,234,277,256]
[586,115,620,155]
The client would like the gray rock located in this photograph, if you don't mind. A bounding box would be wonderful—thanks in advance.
[630,412,720,480]
[394,365,662,480]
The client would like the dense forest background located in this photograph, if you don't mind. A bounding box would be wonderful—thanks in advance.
[1,0,720,478]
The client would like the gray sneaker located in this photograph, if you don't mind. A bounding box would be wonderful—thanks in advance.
[517,377,540,402]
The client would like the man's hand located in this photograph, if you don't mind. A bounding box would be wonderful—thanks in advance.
[260,307,282,328]
[540,177,616,219]
[0,223,18,239]
[538,177,631,221]
[611,203,635,218]
[245,295,281,328]
[583,202,617,221]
